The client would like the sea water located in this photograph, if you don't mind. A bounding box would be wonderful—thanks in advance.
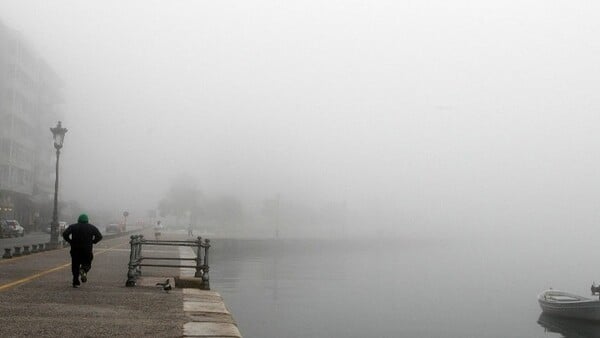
[211,235,598,338]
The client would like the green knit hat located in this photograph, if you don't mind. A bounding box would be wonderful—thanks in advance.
[78,214,89,223]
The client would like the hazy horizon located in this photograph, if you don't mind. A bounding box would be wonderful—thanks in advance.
[2,0,600,239]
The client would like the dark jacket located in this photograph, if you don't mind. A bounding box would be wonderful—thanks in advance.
[62,222,103,252]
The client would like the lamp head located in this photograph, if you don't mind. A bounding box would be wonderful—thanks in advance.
[50,121,68,149]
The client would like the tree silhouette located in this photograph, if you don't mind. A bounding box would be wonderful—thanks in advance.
[158,174,202,225]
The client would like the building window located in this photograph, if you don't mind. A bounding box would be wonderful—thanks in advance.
[0,164,8,181]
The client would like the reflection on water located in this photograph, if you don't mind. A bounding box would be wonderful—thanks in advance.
[537,313,600,338]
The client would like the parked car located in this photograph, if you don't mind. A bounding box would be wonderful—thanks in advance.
[43,221,68,234]
[5,220,25,237]
[0,219,10,237]
[105,223,126,233]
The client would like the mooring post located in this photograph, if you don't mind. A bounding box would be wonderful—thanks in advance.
[194,236,203,277]
[125,235,138,287]
[23,245,30,255]
[3,248,12,259]
[13,247,21,257]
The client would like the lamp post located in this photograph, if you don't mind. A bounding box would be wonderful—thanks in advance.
[50,121,67,248]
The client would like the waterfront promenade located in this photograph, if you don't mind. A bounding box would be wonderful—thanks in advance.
[0,230,241,337]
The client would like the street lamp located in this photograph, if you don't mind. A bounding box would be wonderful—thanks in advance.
[49,121,67,248]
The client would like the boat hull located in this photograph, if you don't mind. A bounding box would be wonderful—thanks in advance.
[538,290,600,321]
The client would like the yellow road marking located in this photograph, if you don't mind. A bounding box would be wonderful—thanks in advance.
[0,242,128,292]
[0,263,71,291]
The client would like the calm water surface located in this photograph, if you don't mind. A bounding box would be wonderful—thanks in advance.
[210,236,600,338]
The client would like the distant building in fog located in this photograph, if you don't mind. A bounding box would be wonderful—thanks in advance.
[0,20,63,229]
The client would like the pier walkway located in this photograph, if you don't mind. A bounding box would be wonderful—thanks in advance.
[0,230,241,337]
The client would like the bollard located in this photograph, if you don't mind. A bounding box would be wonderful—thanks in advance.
[31,244,38,253]
[23,245,30,255]
[38,243,45,251]
[13,247,22,257]
[3,248,12,259]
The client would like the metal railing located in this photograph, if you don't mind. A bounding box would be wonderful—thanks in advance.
[125,235,210,289]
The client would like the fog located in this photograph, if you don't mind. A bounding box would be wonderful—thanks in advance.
[2,0,600,239]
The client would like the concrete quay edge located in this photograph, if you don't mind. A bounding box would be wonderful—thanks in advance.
[137,276,242,337]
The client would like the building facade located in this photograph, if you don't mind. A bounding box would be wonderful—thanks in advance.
[0,20,63,230]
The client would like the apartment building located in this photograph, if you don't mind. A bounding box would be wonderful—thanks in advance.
[0,20,63,229]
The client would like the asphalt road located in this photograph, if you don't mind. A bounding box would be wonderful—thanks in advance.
[0,229,189,337]
[0,231,54,252]
[0,226,145,254]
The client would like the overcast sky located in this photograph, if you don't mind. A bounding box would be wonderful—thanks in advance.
[1,0,600,238]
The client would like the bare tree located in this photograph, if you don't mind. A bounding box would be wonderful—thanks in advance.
[158,174,202,226]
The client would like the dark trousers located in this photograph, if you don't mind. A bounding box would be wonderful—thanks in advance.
[71,249,93,281]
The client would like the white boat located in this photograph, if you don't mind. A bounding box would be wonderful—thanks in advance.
[538,289,600,321]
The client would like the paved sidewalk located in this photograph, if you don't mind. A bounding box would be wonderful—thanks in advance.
[0,231,189,337]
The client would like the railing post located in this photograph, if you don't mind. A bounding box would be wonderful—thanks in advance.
[126,235,138,287]
[136,235,144,276]
[194,236,203,277]
[201,238,210,290]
